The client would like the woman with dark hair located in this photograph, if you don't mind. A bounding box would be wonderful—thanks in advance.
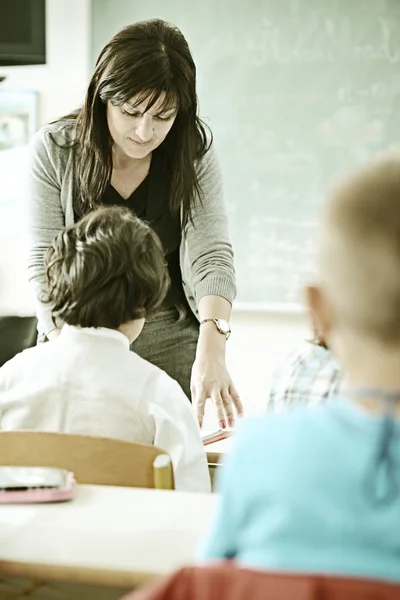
[29,19,242,428]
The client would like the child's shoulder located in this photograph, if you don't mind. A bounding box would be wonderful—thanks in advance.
[268,340,342,409]
[277,340,335,371]
[126,350,180,393]
[235,402,338,450]
[127,349,165,377]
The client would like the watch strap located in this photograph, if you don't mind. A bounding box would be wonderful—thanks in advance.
[199,318,218,326]
[199,318,231,339]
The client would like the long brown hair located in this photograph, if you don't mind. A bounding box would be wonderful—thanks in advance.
[57,19,211,226]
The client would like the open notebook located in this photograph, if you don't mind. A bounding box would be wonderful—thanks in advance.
[201,428,234,446]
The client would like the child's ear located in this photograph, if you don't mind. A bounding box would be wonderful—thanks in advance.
[304,284,332,348]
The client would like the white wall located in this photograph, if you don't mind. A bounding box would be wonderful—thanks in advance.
[0,0,91,317]
[0,0,91,126]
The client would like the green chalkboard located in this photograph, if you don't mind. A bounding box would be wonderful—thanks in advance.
[92,0,400,309]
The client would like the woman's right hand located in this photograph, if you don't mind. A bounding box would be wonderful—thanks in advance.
[47,328,61,341]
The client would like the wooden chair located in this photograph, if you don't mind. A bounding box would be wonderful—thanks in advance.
[0,431,174,489]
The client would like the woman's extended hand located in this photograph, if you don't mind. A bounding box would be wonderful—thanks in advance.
[192,295,244,428]
[191,348,243,429]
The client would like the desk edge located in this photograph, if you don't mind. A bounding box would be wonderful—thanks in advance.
[0,560,164,589]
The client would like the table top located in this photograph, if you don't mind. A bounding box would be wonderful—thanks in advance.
[0,484,217,588]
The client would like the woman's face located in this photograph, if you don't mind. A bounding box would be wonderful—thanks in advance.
[107,93,177,160]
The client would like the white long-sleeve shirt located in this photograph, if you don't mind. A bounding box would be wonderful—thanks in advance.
[0,325,210,492]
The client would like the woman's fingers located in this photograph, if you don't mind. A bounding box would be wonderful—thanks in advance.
[193,381,243,429]
[229,383,244,418]
[221,387,235,427]
[193,385,207,428]
[210,390,226,428]
[196,385,227,428]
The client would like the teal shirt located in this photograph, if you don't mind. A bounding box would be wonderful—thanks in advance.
[200,399,400,582]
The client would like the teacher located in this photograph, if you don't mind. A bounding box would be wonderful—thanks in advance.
[28,19,243,428]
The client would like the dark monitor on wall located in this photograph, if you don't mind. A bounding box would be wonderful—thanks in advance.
[0,0,46,67]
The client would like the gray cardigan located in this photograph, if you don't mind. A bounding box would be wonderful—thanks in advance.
[28,121,236,336]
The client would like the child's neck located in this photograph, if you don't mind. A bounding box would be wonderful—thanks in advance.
[340,335,400,415]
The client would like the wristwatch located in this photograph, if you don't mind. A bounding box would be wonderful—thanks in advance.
[199,318,231,340]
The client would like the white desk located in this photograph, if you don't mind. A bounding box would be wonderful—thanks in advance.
[0,484,217,588]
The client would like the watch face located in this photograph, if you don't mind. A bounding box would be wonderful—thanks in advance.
[217,319,230,334]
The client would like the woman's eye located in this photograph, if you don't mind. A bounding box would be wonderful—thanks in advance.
[120,107,174,121]
[155,114,174,122]
[121,108,139,117]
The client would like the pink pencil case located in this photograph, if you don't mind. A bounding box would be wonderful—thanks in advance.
[0,466,76,504]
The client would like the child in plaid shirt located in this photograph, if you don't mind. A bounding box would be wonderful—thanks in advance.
[267,318,343,411]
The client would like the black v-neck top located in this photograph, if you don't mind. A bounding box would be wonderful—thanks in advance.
[103,171,149,217]
[101,147,185,309]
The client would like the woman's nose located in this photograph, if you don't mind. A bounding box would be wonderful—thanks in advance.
[135,115,154,142]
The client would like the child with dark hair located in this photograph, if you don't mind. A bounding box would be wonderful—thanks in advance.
[0,206,210,492]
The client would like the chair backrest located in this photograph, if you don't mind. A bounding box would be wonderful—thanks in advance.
[0,431,174,489]
[121,563,400,600]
